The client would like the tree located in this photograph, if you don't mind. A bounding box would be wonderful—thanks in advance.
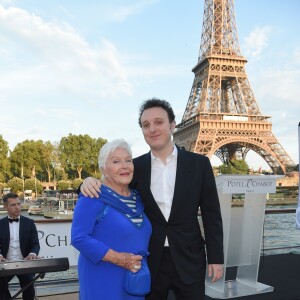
[7,177,23,193]
[0,182,8,193]
[25,178,43,194]
[88,137,107,178]
[39,141,55,182]
[58,180,71,190]
[10,140,55,181]
[0,173,5,183]
[0,135,11,181]
[59,134,107,179]
[219,159,249,175]
[72,178,84,190]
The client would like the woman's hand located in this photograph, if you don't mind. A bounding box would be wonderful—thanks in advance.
[103,249,143,273]
[81,177,101,198]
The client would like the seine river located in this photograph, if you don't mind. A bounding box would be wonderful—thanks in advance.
[263,204,300,255]
[13,204,300,282]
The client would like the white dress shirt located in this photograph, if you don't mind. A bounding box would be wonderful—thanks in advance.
[150,145,177,246]
[7,217,23,261]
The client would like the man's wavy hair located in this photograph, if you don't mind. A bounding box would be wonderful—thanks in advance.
[138,98,175,127]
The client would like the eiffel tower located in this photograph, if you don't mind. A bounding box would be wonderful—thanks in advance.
[173,0,295,174]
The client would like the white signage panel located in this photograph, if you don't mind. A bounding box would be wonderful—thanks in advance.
[35,222,79,266]
[218,175,281,194]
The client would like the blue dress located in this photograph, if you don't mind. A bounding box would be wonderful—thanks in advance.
[71,187,152,300]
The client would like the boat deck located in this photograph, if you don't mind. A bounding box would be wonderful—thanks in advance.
[37,293,78,299]
[10,279,79,299]
[10,253,300,300]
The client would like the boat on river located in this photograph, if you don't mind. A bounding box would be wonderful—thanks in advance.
[43,208,74,220]
[27,190,78,219]
[28,204,45,216]
[43,198,76,220]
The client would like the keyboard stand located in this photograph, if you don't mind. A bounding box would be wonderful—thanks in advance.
[10,273,45,300]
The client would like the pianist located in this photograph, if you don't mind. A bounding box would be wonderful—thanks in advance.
[0,192,40,300]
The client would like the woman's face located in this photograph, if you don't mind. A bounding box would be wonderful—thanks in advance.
[103,147,134,187]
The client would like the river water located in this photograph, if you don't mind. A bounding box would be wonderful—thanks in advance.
[263,204,300,255]
[10,204,300,283]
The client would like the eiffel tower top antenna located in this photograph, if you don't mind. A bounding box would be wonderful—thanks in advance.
[199,0,241,61]
[182,0,262,123]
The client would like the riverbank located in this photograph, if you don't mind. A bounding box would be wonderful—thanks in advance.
[266,197,298,205]
[231,197,298,207]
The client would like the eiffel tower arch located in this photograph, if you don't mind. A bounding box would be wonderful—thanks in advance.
[173,0,295,174]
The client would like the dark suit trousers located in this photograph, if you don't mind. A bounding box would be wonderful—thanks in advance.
[0,274,35,300]
[146,248,206,300]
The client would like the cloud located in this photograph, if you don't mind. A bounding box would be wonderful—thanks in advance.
[294,47,300,64]
[244,26,272,58]
[108,0,159,22]
[0,0,13,5]
[59,5,75,20]
[34,107,78,119]
[0,5,132,102]
[255,67,300,106]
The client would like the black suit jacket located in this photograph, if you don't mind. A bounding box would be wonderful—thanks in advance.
[131,146,224,284]
[0,215,40,259]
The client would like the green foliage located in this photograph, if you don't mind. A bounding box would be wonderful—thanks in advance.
[219,159,249,175]
[40,141,55,182]
[72,178,84,189]
[57,180,71,190]
[1,134,107,185]
[7,177,23,193]
[0,135,11,181]
[0,182,8,191]
[286,164,299,173]
[24,178,43,193]
[60,170,69,181]
[0,173,5,182]
[10,140,54,180]
[58,134,107,179]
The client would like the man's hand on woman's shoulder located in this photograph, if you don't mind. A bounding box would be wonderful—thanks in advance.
[81,177,101,198]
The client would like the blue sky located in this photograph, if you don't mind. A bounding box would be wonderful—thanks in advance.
[0,0,299,170]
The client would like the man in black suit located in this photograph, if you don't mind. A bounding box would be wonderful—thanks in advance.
[81,98,224,300]
[0,192,40,300]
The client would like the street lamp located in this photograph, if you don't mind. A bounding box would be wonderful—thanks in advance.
[35,176,38,201]
[21,165,25,202]
[52,163,57,190]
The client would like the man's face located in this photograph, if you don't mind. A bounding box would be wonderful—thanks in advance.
[140,107,175,152]
[4,197,21,219]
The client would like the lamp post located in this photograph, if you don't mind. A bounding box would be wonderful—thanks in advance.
[52,163,57,190]
[35,175,38,201]
[21,165,25,202]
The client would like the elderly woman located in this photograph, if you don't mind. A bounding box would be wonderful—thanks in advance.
[71,139,152,300]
